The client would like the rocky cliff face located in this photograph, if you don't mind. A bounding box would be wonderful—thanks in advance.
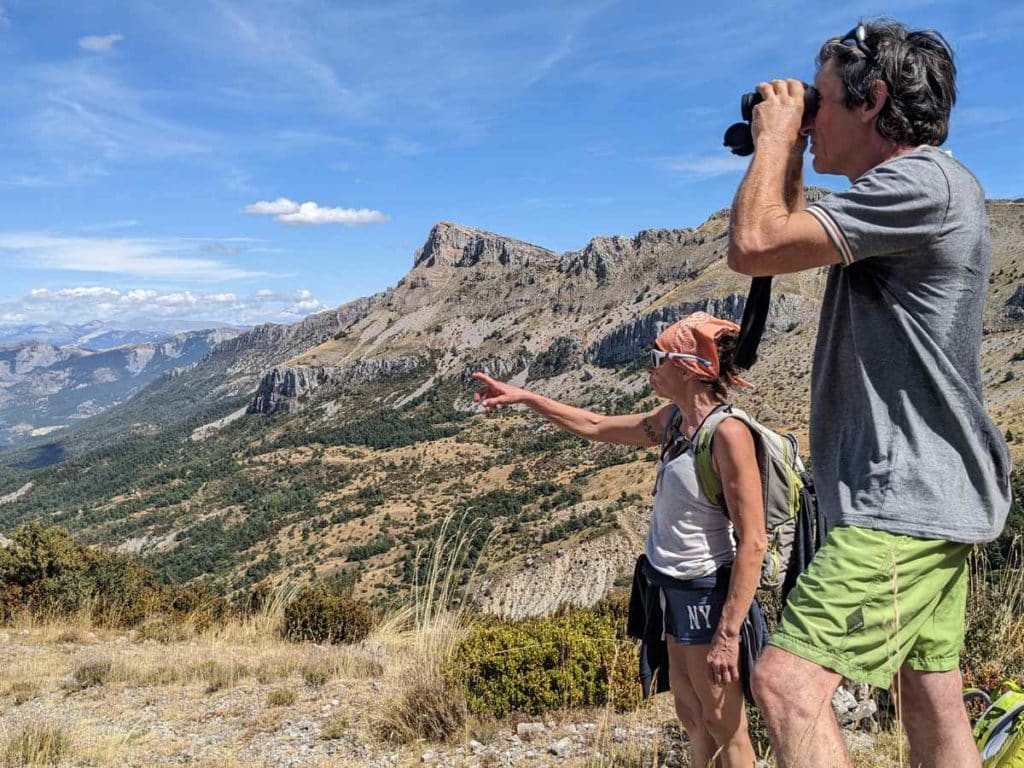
[560,228,708,284]
[413,222,559,269]
[210,296,381,382]
[584,292,806,367]
[249,366,347,415]
[249,356,428,415]
[476,504,644,619]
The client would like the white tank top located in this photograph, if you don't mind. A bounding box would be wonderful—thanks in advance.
[645,444,736,581]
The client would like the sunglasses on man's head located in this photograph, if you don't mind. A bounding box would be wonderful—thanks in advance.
[648,348,712,369]
[840,23,876,62]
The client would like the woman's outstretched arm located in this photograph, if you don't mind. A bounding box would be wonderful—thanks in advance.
[471,372,673,447]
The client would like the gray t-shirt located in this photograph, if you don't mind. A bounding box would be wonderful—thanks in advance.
[805,145,1012,543]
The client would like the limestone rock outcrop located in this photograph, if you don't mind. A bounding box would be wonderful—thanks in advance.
[413,221,559,269]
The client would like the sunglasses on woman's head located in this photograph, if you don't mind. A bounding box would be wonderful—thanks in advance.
[648,348,712,369]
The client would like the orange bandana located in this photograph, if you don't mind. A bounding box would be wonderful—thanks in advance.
[655,312,749,386]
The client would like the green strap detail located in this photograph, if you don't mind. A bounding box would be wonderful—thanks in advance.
[694,413,729,510]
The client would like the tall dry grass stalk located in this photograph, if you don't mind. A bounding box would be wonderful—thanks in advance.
[965,536,1024,688]
[6,598,100,637]
[2,722,71,768]
[198,581,299,647]
[374,511,493,744]
[374,510,491,672]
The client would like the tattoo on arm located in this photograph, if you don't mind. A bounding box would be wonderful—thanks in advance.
[641,415,658,445]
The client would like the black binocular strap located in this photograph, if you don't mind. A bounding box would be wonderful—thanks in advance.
[734,276,772,371]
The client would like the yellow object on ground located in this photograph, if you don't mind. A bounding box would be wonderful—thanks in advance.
[970,681,1024,768]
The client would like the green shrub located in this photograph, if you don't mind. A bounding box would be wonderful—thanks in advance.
[0,522,229,630]
[448,610,625,718]
[0,522,161,626]
[593,590,631,637]
[606,640,643,713]
[283,585,374,644]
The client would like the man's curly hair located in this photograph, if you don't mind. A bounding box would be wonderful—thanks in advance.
[817,18,957,147]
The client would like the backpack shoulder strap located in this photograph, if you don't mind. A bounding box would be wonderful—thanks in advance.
[657,403,684,461]
[663,403,682,445]
[693,406,762,510]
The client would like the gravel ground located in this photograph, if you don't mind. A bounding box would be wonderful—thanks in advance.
[0,628,890,767]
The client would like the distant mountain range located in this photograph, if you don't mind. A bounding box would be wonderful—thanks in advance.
[0,320,245,350]
[0,328,242,449]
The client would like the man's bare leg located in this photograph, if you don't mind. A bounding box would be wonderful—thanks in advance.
[752,646,851,768]
[896,666,980,768]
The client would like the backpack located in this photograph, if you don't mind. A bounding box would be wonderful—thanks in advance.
[965,681,1024,768]
[660,403,825,599]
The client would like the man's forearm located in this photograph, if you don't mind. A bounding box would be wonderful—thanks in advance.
[784,148,805,213]
[730,140,796,252]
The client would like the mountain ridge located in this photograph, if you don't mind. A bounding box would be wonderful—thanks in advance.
[0,194,1020,612]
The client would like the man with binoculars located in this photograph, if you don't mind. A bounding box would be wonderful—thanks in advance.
[727,18,1012,768]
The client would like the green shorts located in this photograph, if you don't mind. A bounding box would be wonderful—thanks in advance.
[770,525,970,689]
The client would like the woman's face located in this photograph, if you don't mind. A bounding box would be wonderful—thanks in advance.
[648,347,691,398]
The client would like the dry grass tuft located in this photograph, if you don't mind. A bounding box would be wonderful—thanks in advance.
[320,713,350,741]
[54,628,85,644]
[378,674,467,744]
[964,536,1024,689]
[196,660,250,693]
[2,722,72,767]
[5,680,41,705]
[69,658,114,691]
[266,688,297,707]
[300,661,330,689]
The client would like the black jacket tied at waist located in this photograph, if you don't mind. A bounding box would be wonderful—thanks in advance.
[625,554,767,702]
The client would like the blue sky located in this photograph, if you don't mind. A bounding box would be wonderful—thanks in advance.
[0,0,1020,328]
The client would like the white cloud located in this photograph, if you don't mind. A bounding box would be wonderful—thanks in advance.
[29,286,121,300]
[4,286,330,327]
[123,289,158,302]
[82,219,139,232]
[661,153,750,179]
[244,197,388,226]
[154,292,198,306]
[243,198,300,215]
[0,233,268,281]
[78,34,125,53]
